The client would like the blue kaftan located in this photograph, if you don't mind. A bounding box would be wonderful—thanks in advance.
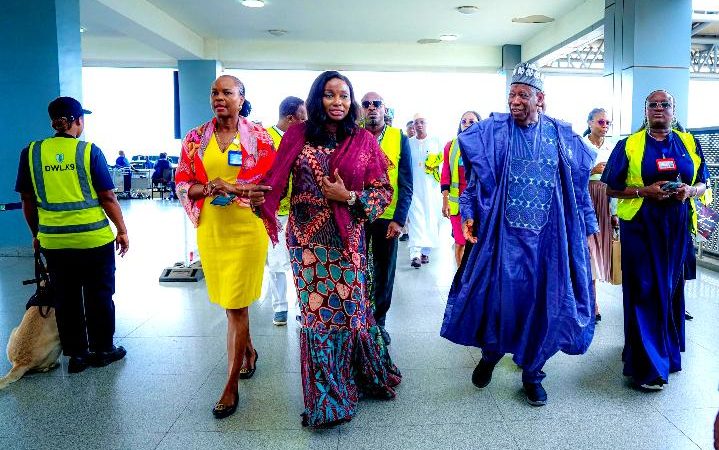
[440,114,598,374]
[601,131,708,385]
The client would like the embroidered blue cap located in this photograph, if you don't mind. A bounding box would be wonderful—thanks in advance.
[510,62,545,92]
[48,96,92,121]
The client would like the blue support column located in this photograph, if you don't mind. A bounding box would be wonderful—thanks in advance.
[502,45,522,99]
[0,0,82,255]
[604,0,692,135]
[177,60,221,137]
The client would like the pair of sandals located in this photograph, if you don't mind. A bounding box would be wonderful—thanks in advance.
[212,349,259,419]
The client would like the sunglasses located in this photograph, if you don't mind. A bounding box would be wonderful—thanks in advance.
[361,100,383,109]
[596,119,612,126]
[647,101,672,109]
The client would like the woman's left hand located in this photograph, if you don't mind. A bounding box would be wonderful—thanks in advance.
[673,184,693,203]
[321,169,352,202]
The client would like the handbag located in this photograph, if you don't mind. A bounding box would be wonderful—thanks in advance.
[609,228,622,285]
[23,251,54,318]
[696,201,719,243]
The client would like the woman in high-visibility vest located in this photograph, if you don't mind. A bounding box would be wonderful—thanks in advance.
[582,107,616,323]
[441,111,481,266]
[602,89,710,391]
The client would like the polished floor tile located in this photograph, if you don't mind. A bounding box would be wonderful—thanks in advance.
[0,199,717,449]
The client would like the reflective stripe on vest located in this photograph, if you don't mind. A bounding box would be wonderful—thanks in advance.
[267,126,282,150]
[617,129,708,233]
[379,126,402,220]
[29,138,113,249]
[448,138,461,215]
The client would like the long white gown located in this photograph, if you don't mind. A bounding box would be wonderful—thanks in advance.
[407,135,443,255]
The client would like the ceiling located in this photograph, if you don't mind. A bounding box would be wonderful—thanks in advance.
[79,0,603,70]
[140,0,582,45]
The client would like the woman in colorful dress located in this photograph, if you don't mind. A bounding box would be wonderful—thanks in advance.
[441,110,481,267]
[257,70,401,427]
[582,107,615,322]
[175,75,275,419]
[602,89,710,390]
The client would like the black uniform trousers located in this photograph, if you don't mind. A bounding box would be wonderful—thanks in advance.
[43,241,116,357]
[366,218,399,327]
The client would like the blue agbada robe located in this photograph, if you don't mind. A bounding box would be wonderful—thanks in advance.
[441,113,599,372]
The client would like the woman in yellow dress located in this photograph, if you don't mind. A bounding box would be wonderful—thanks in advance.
[175,75,275,419]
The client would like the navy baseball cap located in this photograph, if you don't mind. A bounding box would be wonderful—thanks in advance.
[48,97,92,121]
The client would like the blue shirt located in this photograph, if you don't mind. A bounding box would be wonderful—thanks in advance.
[115,156,130,167]
[15,133,115,194]
[601,131,708,190]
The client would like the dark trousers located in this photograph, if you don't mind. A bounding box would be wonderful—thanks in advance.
[366,218,399,327]
[480,349,546,384]
[43,242,116,357]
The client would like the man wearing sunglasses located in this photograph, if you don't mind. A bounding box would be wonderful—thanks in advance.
[441,63,598,407]
[360,92,413,345]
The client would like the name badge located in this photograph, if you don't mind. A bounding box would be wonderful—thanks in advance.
[228,150,242,167]
[656,158,676,172]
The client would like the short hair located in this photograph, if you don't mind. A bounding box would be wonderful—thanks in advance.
[305,71,359,146]
[159,152,167,158]
[279,96,305,118]
[583,108,606,137]
[216,75,251,117]
[406,121,414,127]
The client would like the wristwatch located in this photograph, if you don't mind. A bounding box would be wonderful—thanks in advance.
[347,191,357,206]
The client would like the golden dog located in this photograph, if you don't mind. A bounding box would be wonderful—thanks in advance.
[0,306,61,389]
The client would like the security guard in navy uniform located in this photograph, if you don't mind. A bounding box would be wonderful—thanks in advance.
[15,97,130,374]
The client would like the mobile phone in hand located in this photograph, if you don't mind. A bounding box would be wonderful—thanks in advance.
[210,194,236,206]
[661,181,682,192]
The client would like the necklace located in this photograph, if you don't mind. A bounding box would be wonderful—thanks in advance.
[215,130,239,153]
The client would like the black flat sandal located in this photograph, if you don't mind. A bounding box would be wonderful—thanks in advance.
[239,349,259,380]
[212,392,239,419]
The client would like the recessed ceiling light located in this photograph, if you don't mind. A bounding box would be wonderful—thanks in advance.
[267,29,287,36]
[417,38,442,44]
[512,15,555,24]
[439,34,459,41]
[240,0,265,7]
[80,26,86,33]
[456,6,479,14]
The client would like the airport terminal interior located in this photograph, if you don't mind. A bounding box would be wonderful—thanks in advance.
[1,0,719,449]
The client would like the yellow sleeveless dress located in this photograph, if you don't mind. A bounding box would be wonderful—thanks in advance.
[197,134,268,309]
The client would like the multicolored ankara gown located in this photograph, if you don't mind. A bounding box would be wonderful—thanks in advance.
[287,141,401,427]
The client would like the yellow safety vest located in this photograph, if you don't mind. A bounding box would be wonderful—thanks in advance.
[267,126,291,216]
[447,138,462,215]
[29,137,114,249]
[425,152,443,183]
[378,126,402,220]
[617,129,712,233]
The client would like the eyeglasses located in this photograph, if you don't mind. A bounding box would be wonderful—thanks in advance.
[361,100,383,109]
[596,119,612,126]
[647,101,672,109]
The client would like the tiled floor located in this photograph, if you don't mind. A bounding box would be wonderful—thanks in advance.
[0,199,717,449]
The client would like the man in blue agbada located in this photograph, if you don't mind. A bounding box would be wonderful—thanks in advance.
[440,63,599,406]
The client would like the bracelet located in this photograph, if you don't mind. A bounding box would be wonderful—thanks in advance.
[691,186,698,198]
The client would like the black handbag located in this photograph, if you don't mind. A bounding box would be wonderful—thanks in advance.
[23,251,54,318]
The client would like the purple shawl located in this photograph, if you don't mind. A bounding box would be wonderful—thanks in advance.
[259,122,388,249]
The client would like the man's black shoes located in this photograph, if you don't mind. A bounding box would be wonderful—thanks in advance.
[91,346,127,367]
[67,355,92,374]
[471,359,496,389]
[523,382,548,406]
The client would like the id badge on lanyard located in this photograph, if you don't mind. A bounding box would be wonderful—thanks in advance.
[228,150,243,167]
[656,157,676,172]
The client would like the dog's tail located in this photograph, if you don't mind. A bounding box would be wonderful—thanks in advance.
[0,365,28,390]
